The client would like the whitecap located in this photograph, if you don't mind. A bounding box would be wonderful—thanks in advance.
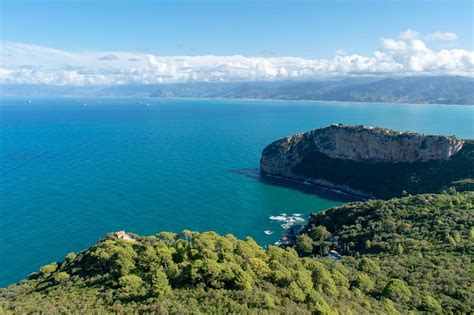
[269,215,288,221]
[281,223,292,229]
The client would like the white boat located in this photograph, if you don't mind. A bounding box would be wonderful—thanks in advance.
[264,230,274,235]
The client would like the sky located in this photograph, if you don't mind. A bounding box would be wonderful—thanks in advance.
[0,0,473,85]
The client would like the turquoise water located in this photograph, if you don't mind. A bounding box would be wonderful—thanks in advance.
[0,97,472,287]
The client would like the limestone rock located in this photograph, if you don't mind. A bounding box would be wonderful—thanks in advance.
[260,124,471,199]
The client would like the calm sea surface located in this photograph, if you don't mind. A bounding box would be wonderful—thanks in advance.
[0,97,472,286]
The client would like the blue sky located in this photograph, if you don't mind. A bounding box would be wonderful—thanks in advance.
[1,0,472,58]
[0,0,473,85]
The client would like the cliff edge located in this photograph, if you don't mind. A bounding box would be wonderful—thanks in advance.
[260,124,473,198]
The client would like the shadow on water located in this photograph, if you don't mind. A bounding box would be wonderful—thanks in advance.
[228,168,361,203]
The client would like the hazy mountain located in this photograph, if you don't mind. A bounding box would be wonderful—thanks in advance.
[1,76,472,105]
[313,76,474,105]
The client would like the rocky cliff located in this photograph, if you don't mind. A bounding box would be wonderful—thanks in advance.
[260,125,472,199]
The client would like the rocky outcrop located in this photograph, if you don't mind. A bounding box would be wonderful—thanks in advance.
[260,125,471,199]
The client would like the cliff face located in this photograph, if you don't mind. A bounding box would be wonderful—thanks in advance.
[260,125,472,199]
[311,125,463,162]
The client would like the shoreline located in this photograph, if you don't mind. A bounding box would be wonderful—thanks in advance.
[260,172,372,201]
[1,94,472,107]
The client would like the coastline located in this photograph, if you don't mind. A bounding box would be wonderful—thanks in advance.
[260,172,372,201]
[1,94,473,107]
[162,96,474,107]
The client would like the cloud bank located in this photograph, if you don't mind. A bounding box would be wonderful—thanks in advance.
[0,30,472,86]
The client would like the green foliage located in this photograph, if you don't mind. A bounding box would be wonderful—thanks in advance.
[65,252,76,263]
[420,294,443,313]
[308,225,330,243]
[39,263,58,277]
[118,275,146,299]
[383,279,412,303]
[150,267,171,297]
[53,272,70,284]
[355,273,375,293]
[291,140,474,199]
[288,282,305,302]
[295,234,313,255]
[303,191,474,312]
[1,191,472,313]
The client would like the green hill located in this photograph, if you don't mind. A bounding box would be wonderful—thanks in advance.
[1,191,472,313]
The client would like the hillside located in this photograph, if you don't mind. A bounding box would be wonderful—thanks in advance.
[296,190,473,313]
[1,76,473,105]
[260,125,474,199]
[1,191,473,313]
[313,76,474,105]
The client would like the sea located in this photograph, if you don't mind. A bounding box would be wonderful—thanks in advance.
[0,97,472,287]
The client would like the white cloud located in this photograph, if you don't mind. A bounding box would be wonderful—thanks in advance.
[427,32,458,41]
[335,48,348,56]
[410,39,429,52]
[400,29,420,40]
[0,31,472,86]
[380,38,407,51]
[98,54,119,60]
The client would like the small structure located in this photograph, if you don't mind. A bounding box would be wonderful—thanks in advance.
[114,230,136,243]
[328,250,342,260]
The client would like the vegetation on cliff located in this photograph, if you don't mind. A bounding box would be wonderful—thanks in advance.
[1,191,472,313]
[261,125,474,199]
[292,140,473,199]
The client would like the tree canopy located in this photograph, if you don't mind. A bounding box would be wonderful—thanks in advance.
[1,191,472,313]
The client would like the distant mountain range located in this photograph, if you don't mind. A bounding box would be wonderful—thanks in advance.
[2,76,473,105]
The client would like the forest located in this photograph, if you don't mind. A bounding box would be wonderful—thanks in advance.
[1,190,472,314]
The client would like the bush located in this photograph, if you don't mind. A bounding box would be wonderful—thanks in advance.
[383,279,412,303]
[39,263,58,277]
[355,273,374,293]
[296,234,314,255]
[118,275,146,299]
[53,272,70,284]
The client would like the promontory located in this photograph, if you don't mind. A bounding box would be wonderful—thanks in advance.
[260,124,473,199]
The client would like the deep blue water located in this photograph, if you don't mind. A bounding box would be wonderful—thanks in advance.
[0,97,472,287]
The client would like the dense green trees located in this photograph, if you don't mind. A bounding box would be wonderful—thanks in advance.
[1,191,472,313]
[301,190,474,313]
